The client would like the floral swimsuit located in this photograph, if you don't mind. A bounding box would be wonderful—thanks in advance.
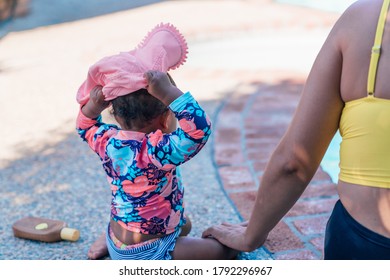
[76,92,211,235]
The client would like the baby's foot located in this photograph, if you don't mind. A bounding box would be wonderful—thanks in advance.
[88,233,109,260]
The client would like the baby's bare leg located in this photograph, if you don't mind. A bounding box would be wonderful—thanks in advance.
[171,236,239,260]
[88,232,108,260]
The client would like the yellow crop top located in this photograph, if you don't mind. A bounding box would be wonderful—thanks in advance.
[339,0,390,189]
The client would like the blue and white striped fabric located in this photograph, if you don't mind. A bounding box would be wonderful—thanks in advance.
[106,225,180,260]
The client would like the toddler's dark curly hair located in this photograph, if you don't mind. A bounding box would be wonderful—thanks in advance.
[111,73,176,129]
[111,88,168,129]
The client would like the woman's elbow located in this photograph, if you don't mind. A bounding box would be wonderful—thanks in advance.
[273,147,316,184]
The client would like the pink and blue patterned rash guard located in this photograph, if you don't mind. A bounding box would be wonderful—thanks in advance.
[76,92,211,235]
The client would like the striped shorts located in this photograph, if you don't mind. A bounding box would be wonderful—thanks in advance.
[106,224,181,260]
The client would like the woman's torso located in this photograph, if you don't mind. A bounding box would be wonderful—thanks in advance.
[337,0,390,238]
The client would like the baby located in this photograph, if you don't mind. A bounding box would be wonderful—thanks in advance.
[76,23,238,260]
[77,70,238,259]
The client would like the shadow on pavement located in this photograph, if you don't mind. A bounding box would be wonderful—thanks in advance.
[0,76,306,260]
[0,96,242,260]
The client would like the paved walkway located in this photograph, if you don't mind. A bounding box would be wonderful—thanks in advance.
[0,0,342,259]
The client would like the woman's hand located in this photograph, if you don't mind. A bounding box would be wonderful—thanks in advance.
[202,222,262,252]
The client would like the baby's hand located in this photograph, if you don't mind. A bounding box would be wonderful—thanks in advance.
[89,86,110,109]
[81,86,110,119]
[145,71,183,106]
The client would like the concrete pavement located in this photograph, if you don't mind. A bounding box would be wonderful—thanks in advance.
[0,0,341,259]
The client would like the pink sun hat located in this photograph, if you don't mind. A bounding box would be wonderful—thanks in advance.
[76,23,188,105]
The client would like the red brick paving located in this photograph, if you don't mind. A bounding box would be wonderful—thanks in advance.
[214,76,339,260]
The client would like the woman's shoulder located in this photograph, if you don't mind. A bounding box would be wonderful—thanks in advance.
[338,0,382,26]
[329,0,382,49]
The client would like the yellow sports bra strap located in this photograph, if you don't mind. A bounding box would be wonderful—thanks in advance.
[367,0,390,95]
